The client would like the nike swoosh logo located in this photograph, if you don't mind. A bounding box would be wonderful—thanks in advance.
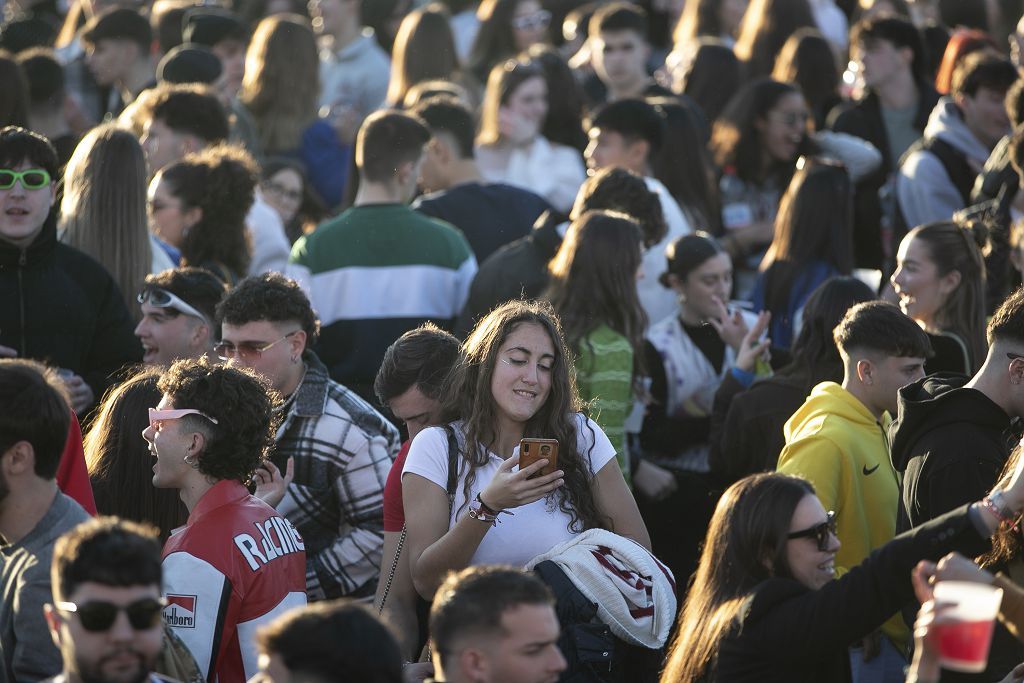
[863,464,880,475]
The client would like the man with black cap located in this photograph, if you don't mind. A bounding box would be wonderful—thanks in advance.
[81,6,156,117]
[156,44,223,87]
[182,7,248,104]
[181,7,259,155]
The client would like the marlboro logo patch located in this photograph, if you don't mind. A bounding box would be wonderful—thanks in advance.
[163,594,197,628]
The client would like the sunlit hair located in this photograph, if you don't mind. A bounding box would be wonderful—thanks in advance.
[902,221,988,371]
[441,300,606,531]
[673,0,728,47]
[386,4,458,108]
[477,58,546,146]
[545,210,647,382]
[239,14,319,154]
[84,368,188,541]
[60,124,151,323]
[771,28,839,129]
[662,473,815,683]
[733,0,815,80]
[466,0,529,83]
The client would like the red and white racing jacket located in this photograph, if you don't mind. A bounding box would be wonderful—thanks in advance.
[162,480,307,683]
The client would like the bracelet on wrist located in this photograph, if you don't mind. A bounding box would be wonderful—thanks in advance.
[476,492,500,516]
[982,493,1018,529]
[469,493,514,527]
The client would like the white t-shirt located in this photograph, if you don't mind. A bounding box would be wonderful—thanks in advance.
[402,413,616,567]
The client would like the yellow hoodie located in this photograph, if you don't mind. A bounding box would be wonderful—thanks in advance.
[777,381,908,650]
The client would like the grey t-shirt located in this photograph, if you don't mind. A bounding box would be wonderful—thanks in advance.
[0,492,89,683]
[881,104,920,164]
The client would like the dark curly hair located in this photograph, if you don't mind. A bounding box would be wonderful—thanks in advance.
[157,358,281,484]
[571,166,666,249]
[159,144,256,281]
[441,300,607,533]
[217,272,321,346]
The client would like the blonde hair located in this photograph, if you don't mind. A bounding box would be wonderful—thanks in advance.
[386,4,459,107]
[239,14,320,154]
[60,124,151,321]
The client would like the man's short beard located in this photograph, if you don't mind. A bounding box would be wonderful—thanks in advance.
[76,647,155,683]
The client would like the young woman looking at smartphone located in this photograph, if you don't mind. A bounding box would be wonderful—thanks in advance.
[401,300,650,598]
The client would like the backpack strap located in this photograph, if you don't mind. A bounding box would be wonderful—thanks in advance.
[442,424,460,514]
[900,136,976,206]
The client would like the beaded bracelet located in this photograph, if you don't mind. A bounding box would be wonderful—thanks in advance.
[982,493,1017,527]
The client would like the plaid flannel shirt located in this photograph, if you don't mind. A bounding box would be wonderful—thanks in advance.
[273,353,399,600]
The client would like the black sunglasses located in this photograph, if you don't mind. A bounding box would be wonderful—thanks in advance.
[55,597,166,632]
[787,511,837,551]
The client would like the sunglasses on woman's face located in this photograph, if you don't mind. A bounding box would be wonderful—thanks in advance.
[55,597,166,632]
[787,510,837,551]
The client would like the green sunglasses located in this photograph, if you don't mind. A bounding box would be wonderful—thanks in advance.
[0,169,52,190]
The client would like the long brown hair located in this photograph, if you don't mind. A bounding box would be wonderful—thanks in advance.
[477,58,545,146]
[442,300,606,532]
[760,159,854,324]
[60,124,151,322]
[544,210,647,381]
[85,368,189,542]
[239,14,319,154]
[386,4,459,107]
[661,473,815,683]
[733,0,815,80]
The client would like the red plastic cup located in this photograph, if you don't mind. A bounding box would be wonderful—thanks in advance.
[932,582,1004,673]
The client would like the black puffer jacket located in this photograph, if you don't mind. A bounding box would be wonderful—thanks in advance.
[0,216,141,400]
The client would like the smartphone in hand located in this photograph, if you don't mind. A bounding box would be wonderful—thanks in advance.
[519,438,559,478]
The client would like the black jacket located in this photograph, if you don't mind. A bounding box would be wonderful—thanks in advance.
[828,85,939,270]
[711,505,990,683]
[455,209,566,337]
[0,217,140,400]
[888,374,1016,533]
[708,371,809,488]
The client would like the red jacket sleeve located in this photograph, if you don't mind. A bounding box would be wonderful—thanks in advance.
[56,411,97,515]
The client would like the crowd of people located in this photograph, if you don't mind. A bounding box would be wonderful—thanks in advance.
[6,0,1024,682]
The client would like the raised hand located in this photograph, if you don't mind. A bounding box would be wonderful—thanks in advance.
[706,297,750,352]
[254,457,295,509]
[733,310,772,373]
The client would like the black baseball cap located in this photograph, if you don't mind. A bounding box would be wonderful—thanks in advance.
[157,43,223,85]
[182,7,248,48]
[81,7,152,50]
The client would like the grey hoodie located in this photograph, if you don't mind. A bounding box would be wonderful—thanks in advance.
[896,97,989,227]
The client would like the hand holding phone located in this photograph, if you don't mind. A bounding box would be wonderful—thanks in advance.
[519,438,559,478]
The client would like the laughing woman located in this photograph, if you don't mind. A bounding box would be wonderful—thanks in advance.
[661,460,1024,683]
[891,220,988,375]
